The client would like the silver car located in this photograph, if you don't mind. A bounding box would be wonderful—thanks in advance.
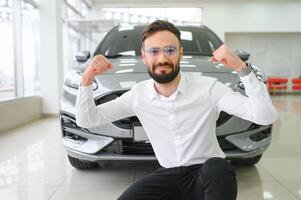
[60,25,273,169]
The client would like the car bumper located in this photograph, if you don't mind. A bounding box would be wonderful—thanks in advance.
[64,145,268,162]
[61,114,272,162]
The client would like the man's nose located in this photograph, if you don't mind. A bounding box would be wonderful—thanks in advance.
[157,50,168,62]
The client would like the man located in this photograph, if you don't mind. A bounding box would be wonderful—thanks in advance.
[75,20,277,200]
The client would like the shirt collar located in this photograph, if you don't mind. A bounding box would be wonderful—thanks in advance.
[148,71,186,101]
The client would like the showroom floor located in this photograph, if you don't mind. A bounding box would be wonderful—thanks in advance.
[0,95,301,200]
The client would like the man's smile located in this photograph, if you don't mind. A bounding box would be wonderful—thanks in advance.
[154,66,173,73]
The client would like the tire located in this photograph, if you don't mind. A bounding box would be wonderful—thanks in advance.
[231,154,262,166]
[67,155,98,169]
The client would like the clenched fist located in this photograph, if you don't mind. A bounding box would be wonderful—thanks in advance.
[211,44,246,71]
[81,55,112,86]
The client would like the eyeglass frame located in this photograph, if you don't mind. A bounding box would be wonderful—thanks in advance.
[143,45,180,58]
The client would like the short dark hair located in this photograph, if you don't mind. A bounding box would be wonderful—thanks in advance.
[141,20,181,48]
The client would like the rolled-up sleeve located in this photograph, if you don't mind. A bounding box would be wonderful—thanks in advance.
[212,72,278,125]
[75,84,135,128]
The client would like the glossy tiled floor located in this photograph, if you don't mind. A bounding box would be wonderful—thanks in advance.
[0,94,301,200]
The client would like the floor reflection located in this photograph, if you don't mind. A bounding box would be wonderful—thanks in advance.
[0,94,300,199]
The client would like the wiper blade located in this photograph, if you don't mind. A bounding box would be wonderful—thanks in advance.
[105,54,136,58]
[105,54,125,58]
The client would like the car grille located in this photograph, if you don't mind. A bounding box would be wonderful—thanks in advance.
[121,138,237,154]
[104,137,237,155]
[122,140,155,155]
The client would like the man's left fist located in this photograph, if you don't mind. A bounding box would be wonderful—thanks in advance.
[211,44,246,72]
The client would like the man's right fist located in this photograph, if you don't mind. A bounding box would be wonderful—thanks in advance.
[81,55,112,86]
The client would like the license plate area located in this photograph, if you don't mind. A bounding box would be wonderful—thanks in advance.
[133,122,149,142]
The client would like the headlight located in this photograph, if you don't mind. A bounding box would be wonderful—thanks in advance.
[236,63,265,90]
[64,71,98,90]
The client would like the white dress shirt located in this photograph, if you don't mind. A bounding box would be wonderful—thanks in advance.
[75,71,277,168]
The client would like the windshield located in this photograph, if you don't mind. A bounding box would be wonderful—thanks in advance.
[94,26,223,57]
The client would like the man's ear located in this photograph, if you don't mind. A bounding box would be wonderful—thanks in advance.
[141,49,147,65]
[179,46,184,60]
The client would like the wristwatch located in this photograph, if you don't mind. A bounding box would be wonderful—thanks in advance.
[238,62,252,77]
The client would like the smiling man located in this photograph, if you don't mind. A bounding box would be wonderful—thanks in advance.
[75,20,277,200]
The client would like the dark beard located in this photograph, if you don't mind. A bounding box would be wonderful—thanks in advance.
[147,62,180,84]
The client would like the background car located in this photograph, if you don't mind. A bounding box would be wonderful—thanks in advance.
[60,24,272,169]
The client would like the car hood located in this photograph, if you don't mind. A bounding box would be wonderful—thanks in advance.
[94,56,241,93]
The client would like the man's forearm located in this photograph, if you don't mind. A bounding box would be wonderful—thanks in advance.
[75,83,136,129]
[239,72,278,125]
[75,84,98,128]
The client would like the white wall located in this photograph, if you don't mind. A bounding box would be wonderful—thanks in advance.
[226,33,301,79]
[188,2,301,78]
[201,2,301,41]
[39,0,64,114]
[0,96,42,133]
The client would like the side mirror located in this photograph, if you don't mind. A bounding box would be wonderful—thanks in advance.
[234,50,250,62]
[75,50,91,63]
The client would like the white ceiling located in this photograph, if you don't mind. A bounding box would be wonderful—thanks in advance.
[92,0,299,3]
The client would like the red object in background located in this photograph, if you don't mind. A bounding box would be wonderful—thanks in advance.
[292,78,301,90]
[267,77,288,92]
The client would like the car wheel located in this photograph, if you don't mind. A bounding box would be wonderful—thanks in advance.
[231,154,262,166]
[67,155,98,169]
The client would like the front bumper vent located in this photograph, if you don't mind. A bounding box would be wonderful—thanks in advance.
[217,137,237,151]
[122,140,155,155]
[249,127,272,142]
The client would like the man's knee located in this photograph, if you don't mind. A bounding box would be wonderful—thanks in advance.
[200,157,237,199]
[202,157,236,178]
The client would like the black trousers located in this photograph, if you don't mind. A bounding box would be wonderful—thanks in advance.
[118,157,237,200]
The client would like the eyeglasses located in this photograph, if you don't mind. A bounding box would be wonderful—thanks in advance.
[145,45,178,57]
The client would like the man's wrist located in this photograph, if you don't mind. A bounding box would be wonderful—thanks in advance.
[235,62,246,72]
[237,62,252,77]
[81,74,94,86]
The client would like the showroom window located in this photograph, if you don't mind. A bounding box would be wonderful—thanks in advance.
[21,0,40,96]
[0,0,14,100]
[0,0,40,101]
